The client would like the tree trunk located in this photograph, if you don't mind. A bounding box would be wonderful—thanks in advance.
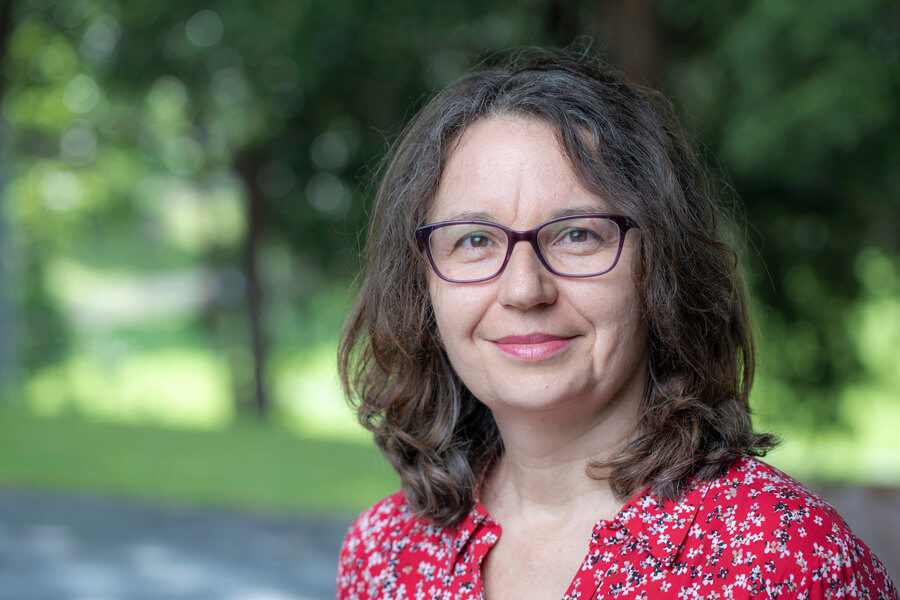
[235,152,268,418]
[598,0,660,87]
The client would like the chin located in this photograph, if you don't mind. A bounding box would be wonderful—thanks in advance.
[478,379,596,413]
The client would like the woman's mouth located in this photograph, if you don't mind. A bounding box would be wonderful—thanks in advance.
[490,333,576,360]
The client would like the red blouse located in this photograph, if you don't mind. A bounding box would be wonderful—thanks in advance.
[337,456,898,599]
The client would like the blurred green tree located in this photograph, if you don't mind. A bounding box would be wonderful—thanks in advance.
[0,0,16,390]
[657,0,900,427]
[2,0,896,432]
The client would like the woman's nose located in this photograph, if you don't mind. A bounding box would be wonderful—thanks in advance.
[496,242,558,309]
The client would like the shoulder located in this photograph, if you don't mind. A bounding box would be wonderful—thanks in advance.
[689,456,899,599]
[337,490,414,572]
[340,490,415,550]
[702,455,846,526]
[336,490,449,600]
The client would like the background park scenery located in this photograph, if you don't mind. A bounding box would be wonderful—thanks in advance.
[0,0,898,589]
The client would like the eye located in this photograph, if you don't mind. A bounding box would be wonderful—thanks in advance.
[562,229,594,243]
[457,232,494,248]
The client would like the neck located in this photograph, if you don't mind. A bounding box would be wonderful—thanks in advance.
[481,392,641,521]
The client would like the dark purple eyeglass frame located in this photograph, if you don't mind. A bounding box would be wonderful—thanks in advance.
[415,213,639,283]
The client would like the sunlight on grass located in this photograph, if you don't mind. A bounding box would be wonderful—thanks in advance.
[46,257,211,327]
[35,249,368,441]
[764,431,900,486]
[751,249,900,485]
[25,349,233,429]
[756,253,900,484]
[139,174,246,253]
[755,366,900,485]
[272,343,367,441]
[20,338,370,441]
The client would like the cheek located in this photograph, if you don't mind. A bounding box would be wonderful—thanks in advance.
[428,278,471,352]
[579,274,647,356]
[610,289,648,364]
[611,245,645,330]
[427,281,496,383]
[428,275,491,333]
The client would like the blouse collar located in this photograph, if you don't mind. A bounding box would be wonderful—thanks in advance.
[444,473,713,570]
[614,476,713,566]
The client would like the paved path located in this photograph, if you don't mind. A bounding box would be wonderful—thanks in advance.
[1,485,897,599]
[0,490,351,600]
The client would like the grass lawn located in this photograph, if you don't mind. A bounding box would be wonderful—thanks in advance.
[0,404,399,516]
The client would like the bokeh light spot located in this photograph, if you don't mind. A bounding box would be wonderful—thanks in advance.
[147,76,189,124]
[80,15,121,63]
[310,132,349,171]
[42,171,83,211]
[211,68,250,107]
[60,122,97,165]
[185,10,223,48]
[62,74,100,114]
[306,173,350,216]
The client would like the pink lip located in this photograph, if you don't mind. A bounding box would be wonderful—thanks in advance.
[491,333,575,360]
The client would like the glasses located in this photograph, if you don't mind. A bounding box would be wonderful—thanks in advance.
[416,214,638,283]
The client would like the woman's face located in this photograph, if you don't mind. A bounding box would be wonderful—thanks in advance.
[426,117,649,421]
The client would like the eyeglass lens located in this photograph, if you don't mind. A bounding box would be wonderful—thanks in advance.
[426,216,622,282]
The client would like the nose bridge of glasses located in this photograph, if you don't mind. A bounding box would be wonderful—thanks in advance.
[503,227,551,273]
[506,228,540,249]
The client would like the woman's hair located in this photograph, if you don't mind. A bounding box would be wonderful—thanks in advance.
[338,48,776,527]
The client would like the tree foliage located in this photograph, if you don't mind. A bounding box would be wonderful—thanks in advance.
[2,0,897,427]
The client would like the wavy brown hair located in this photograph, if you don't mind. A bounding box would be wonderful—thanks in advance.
[338,48,776,528]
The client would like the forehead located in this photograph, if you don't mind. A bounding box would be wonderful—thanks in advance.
[427,116,606,225]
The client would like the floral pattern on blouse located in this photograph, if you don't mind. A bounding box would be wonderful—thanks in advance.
[336,456,898,599]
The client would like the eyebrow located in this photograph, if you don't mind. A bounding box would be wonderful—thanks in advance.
[439,205,609,225]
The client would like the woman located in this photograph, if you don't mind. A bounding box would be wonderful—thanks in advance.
[336,50,898,600]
